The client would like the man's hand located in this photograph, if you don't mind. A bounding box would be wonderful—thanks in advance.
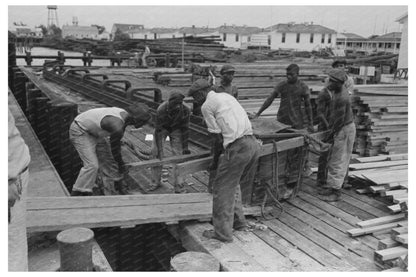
[9,182,21,223]
[182,149,191,155]
[248,112,259,120]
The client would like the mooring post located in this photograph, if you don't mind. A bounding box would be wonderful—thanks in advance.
[170,251,220,271]
[57,227,95,271]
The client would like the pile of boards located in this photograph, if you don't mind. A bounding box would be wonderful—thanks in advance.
[346,214,408,271]
[351,85,408,156]
[346,153,408,271]
[348,153,408,213]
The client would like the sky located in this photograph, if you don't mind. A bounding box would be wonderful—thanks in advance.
[7,2,408,38]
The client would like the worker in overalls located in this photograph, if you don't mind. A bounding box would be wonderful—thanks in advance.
[149,92,191,191]
[188,79,261,243]
[69,103,150,196]
[318,69,356,202]
[213,64,239,99]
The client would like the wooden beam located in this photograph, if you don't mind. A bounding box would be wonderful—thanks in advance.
[377,238,400,250]
[349,160,407,170]
[395,234,408,245]
[347,221,405,237]
[374,246,408,261]
[126,151,210,168]
[355,214,406,228]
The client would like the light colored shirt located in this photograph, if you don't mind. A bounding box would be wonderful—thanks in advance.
[75,107,125,138]
[8,109,30,180]
[201,91,253,148]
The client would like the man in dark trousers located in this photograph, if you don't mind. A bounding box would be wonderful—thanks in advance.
[318,69,356,202]
[213,64,239,99]
[70,103,150,196]
[188,79,261,243]
[149,91,191,191]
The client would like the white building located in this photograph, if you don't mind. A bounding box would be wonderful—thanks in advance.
[217,25,262,49]
[396,13,408,70]
[179,26,218,37]
[256,23,337,51]
[62,25,100,39]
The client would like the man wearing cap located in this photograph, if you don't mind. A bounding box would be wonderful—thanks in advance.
[188,79,261,243]
[149,92,191,191]
[330,60,354,94]
[318,69,356,202]
[69,103,151,196]
[213,64,239,99]
[250,64,314,132]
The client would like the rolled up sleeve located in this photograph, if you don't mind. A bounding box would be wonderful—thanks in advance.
[201,102,221,134]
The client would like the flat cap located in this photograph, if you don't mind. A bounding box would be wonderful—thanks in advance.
[332,59,347,68]
[286,63,300,73]
[169,91,185,102]
[328,69,347,83]
[220,64,236,75]
[126,102,151,121]
[188,79,210,96]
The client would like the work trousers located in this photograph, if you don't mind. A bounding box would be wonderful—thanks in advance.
[212,136,261,242]
[69,122,122,194]
[326,123,356,190]
[150,129,182,184]
[8,169,29,271]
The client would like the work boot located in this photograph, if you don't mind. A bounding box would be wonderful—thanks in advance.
[318,188,341,202]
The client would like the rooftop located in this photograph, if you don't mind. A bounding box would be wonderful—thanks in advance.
[268,23,337,34]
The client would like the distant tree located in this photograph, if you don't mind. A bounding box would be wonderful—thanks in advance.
[113,28,130,41]
[37,24,48,36]
[92,24,105,34]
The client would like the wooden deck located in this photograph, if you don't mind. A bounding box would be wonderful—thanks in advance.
[15,67,394,271]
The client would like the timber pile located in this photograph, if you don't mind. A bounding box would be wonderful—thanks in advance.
[351,85,408,156]
[346,214,408,271]
[348,153,408,213]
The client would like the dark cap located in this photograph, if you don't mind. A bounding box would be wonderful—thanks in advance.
[126,102,151,121]
[169,91,185,102]
[328,69,347,83]
[286,64,300,73]
[332,59,347,68]
[220,64,236,75]
[188,79,211,96]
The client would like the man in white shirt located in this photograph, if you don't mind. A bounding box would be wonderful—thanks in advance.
[188,79,261,243]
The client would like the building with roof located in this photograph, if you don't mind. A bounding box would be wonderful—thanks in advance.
[217,24,262,49]
[62,24,100,39]
[9,25,43,38]
[254,23,337,51]
[179,26,218,38]
[336,32,402,54]
[396,13,408,78]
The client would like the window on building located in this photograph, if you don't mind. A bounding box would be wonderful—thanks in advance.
[282,33,286,43]
[268,35,271,45]
[172,35,175,38]
[296,33,300,43]
[347,42,352,47]
[154,33,157,39]
[183,33,186,37]
[223,33,227,41]
[386,43,392,48]
[236,34,239,42]
[328,34,332,43]
[321,34,325,43]
[144,34,147,39]
[379,43,383,48]
[310,33,314,43]
[396,43,400,49]
[248,36,251,42]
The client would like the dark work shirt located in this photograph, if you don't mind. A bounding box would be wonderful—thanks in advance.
[316,87,332,131]
[328,87,354,135]
[270,79,311,129]
[213,83,238,99]
[155,101,190,133]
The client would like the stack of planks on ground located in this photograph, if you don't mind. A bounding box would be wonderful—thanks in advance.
[346,214,408,271]
[351,85,408,156]
[348,153,408,214]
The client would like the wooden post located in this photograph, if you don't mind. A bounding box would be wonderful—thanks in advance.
[170,251,220,271]
[57,227,95,271]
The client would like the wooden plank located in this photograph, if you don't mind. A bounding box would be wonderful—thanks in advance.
[356,214,406,228]
[347,221,405,237]
[387,204,402,214]
[391,227,408,240]
[374,246,408,261]
[349,160,407,170]
[126,151,210,168]
[381,267,405,272]
[380,189,408,197]
[354,154,407,163]
[179,222,266,271]
[277,207,377,270]
[264,219,357,270]
[377,238,400,250]
[361,169,408,184]
[395,234,408,245]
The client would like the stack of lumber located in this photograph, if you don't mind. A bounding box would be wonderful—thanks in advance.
[346,215,408,271]
[351,85,408,156]
[348,154,408,213]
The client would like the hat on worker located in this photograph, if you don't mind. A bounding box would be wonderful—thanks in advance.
[286,63,300,73]
[126,102,151,121]
[169,91,185,102]
[328,69,347,83]
[332,59,347,68]
[220,64,236,75]
[188,79,211,96]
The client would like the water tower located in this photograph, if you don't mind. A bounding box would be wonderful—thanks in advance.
[47,5,59,28]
